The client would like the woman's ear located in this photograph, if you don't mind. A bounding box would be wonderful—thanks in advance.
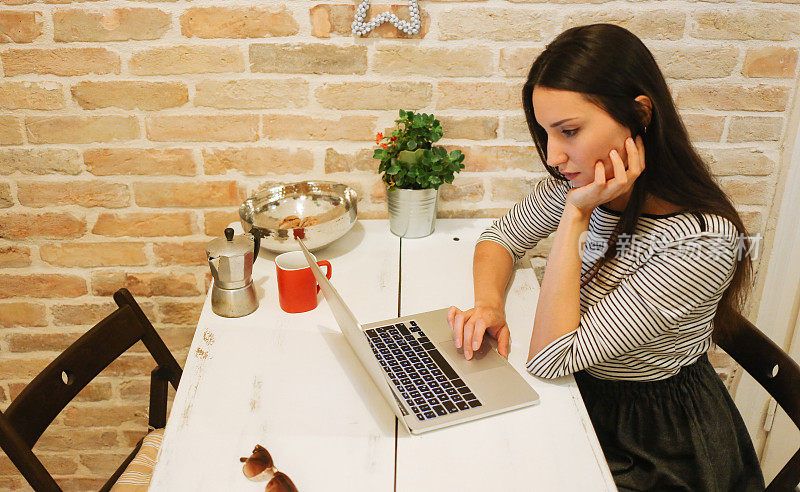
[635,95,652,127]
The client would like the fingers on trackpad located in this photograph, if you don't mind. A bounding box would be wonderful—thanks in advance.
[437,341,505,374]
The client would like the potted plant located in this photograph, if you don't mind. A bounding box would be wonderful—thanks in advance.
[373,109,466,238]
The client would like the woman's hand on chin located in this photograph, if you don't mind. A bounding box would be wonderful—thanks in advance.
[566,135,645,217]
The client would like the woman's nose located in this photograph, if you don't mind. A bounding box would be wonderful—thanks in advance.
[547,142,567,167]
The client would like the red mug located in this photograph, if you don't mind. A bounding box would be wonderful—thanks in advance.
[275,251,332,313]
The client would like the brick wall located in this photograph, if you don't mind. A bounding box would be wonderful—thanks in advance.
[1,0,798,489]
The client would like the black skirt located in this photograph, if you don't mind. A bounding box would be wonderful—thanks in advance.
[574,353,765,491]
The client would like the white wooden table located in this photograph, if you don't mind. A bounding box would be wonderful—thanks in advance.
[149,219,615,491]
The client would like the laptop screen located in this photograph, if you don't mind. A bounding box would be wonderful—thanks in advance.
[295,239,410,421]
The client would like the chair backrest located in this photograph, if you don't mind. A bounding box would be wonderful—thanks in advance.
[715,313,800,491]
[2,288,182,448]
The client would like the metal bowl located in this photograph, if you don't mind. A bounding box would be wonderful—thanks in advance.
[239,181,358,253]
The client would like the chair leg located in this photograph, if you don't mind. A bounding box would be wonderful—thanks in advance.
[766,447,800,492]
[149,366,169,430]
[99,437,144,492]
[0,411,61,492]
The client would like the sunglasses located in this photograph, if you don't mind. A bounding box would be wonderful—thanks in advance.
[240,444,298,492]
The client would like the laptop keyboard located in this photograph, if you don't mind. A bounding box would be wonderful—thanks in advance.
[365,321,482,422]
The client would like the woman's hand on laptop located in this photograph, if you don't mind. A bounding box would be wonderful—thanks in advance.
[447,305,510,361]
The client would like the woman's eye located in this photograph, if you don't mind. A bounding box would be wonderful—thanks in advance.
[562,128,579,137]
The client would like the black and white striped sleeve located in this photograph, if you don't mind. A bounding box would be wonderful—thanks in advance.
[526,224,739,379]
[477,177,570,263]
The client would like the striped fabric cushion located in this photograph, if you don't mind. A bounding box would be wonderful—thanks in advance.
[110,428,164,491]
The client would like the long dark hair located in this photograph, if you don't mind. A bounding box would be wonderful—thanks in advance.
[522,23,753,340]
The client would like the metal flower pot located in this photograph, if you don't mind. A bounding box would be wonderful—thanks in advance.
[386,186,439,238]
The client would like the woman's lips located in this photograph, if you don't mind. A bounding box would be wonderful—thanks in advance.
[562,172,580,180]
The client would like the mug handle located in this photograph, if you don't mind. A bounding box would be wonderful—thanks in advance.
[316,261,332,293]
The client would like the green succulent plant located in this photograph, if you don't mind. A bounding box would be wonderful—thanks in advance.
[373,109,465,191]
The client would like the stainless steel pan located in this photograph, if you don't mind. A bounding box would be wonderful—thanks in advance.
[239,181,358,253]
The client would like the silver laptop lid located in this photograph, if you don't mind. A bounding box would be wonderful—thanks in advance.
[295,239,411,428]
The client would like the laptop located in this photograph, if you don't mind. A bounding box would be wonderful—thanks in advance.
[297,238,539,435]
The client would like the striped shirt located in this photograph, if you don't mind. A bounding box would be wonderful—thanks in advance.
[478,177,740,381]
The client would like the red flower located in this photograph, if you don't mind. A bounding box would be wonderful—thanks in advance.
[390,136,397,142]
[380,143,388,149]
[375,132,384,145]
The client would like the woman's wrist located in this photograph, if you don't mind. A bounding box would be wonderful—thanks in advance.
[563,201,592,224]
[475,298,504,311]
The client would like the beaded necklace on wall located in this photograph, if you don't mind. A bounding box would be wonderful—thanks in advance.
[351,0,421,36]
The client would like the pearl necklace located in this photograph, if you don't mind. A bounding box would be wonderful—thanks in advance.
[351,0,421,36]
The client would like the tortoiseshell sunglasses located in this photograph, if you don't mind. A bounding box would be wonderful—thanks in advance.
[240,444,298,492]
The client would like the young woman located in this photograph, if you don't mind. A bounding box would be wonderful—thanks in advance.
[447,24,765,490]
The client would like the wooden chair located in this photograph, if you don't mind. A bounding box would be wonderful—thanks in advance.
[715,314,800,491]
[0,288,182,491]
